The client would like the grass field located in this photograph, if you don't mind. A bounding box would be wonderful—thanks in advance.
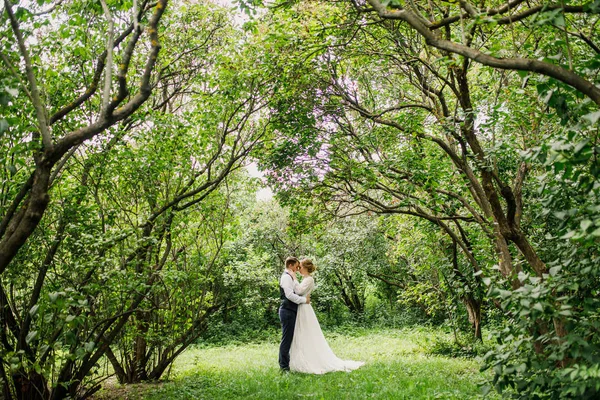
[95,328,498,399]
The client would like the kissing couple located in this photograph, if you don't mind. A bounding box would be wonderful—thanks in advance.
[278,256,365,374]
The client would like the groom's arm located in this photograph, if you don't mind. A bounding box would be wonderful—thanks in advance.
[281,275,307,304]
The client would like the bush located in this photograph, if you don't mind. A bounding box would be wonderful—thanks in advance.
[419,331,494,358]
[480,124,600,399]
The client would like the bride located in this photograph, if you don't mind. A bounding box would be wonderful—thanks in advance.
[289,258,365,374]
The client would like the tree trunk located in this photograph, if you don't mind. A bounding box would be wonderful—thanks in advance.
[105,347,127,384]
[492,228,521,289]
[464,296,482,341]
[0,166,52,275]
[11,371,49,400]
[1,361,13,400]
[510,231,547,276]
[134,314,150,382]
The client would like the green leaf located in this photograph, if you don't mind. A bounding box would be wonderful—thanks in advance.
[39,344,49,355]
[516,70,528,78]
[518,271,528,282]
[29,304,40,317]
[26,331,38,344]
[580,220,593,231]
[570,369,578,380]
[481,384,492,396]
[84,341,95,352]
[582,110,600,125]
[5,87,18,97]
[574,139,590,155]
[553,13,565,27]
[75,347,86,359]
[561,230,576,239]
[0,119,8,134]
[588,0,600,13]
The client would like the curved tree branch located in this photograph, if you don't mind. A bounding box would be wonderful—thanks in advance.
[365,0,600,106]
[4,0,52,152]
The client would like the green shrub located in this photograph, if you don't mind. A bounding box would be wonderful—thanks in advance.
[481,124,600,399]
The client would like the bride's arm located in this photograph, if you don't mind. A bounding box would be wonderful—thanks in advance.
[295,277,314,296]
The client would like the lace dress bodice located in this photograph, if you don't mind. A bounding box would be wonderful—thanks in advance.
[294,276,315,297]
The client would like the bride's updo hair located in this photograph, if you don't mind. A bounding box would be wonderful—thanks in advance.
[300,258,316,274]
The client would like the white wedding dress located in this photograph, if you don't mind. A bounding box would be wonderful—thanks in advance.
[289,276,365,374]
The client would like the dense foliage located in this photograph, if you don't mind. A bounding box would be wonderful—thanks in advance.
[246,0,600,398]
[1,0,599,399]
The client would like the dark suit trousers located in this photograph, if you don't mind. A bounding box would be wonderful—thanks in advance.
[278,307,297,370]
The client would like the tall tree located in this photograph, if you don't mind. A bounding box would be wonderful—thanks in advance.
[0,0,168,274]
[0,0,275,397]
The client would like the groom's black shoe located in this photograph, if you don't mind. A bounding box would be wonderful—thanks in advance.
[279,368,290,374]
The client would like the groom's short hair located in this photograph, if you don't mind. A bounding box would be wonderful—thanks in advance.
[285,257,299,268]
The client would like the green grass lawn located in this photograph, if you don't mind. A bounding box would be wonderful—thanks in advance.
[95,328,498,399]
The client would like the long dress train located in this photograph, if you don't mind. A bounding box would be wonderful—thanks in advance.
[289,276,365,374]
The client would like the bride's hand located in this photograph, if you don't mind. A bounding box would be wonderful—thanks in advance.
[306,294,310,304]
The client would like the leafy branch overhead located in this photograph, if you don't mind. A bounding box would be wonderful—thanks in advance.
[0,0,598,399]
[362,0,600,105]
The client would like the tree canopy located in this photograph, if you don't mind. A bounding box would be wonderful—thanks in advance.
[1,0,599,398]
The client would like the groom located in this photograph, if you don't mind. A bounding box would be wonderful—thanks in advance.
[278,256,310,372]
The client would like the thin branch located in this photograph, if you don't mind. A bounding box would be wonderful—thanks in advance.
[495,4,586,25]
[0,50,34,102]
[367,272,406,289]
[49,1,152,125]
[32,0,63,16]
[49,145,80,187]
[365,0,600,106]
[99,0,115,114]
[133,0,139,32]
[51,0,169,162]
[4,0,53,151]
[0,172,35,239]
[556,25,600,55]
[512,161,528,228]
